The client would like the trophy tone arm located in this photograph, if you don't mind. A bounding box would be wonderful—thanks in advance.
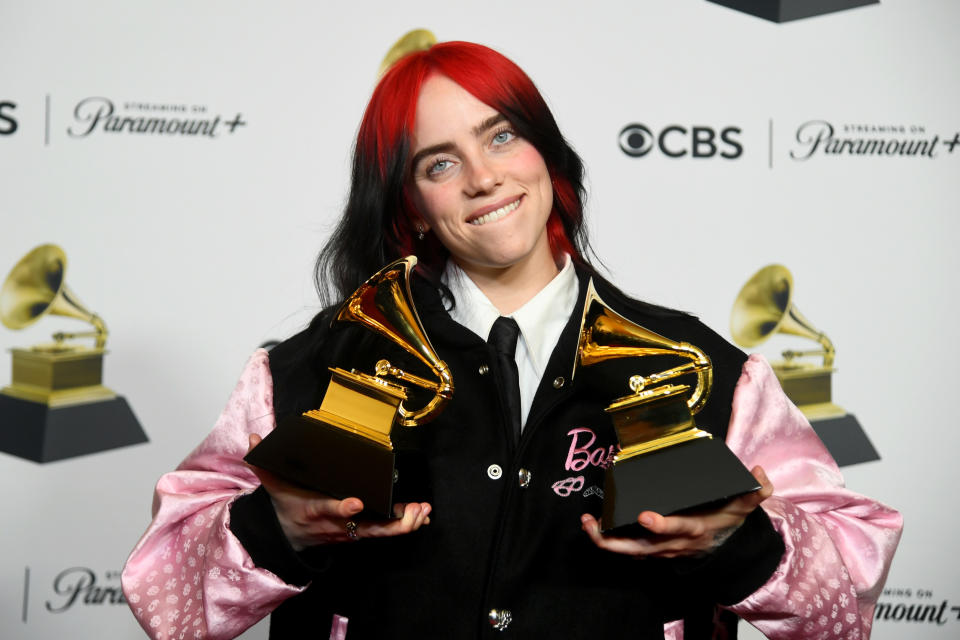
[375,359,454,427]
[627,343,713,415]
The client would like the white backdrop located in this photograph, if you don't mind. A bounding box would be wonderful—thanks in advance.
[1,1,957,638]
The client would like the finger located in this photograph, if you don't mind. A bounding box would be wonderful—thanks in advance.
[397,502,423,531]
[752,465,774,500]
[247,433,262,453]
[300,495,363,521]
[365,502,426,537]
[413,502,432,529]
[334,497,364,519]
[580,514,654,557]
[580,514,607,548]
[638,511,706,538]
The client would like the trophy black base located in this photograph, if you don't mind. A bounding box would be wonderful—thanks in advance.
[0,393,147,463]
[245,414,426,520]
[706,0,877,23]
[809,413,879,467]
[600,437,760,533]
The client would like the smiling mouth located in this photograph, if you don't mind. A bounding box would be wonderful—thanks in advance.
[469,197,522,226]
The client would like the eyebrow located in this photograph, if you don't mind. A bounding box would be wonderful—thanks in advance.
[409,114,510,171]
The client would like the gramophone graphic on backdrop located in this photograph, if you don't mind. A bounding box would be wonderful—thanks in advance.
[730,264,879,466]
[0,244,146,462]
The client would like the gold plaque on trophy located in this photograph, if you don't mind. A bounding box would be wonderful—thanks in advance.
[245,256,454,518]
[572,280,759,532]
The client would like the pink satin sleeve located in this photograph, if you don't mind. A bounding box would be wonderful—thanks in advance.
[665,354,901,640]
[121,349,305,640]
[727,354,901,639]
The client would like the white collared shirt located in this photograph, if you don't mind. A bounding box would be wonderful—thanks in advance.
[442,256,579,430]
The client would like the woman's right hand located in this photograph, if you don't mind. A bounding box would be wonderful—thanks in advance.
[246,434,432,551]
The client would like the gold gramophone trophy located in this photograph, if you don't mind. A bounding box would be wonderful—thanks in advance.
[0,244,146,462]
[730,264,878,465]
[573,280,759,532]
[244,256,454,518]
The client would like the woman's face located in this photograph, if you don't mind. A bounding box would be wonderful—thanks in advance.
[408,75,555,280]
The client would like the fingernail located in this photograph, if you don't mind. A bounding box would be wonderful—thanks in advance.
[639,514,654,527]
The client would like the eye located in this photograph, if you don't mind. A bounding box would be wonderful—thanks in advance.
[491,127,516,146]
[426,157,455,177]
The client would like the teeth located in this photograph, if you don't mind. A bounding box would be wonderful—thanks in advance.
[470,198,521,226]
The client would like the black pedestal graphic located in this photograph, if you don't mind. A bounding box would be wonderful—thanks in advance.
[809,413,879,467]
[0,394,147,463]
[706,0,878,23]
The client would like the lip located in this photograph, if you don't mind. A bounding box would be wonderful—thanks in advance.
[466,195,523,225]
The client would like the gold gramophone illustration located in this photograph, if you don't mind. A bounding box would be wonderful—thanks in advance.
[730,264,878,465]
[378,28,436,77]
[245,256,454,518]
[0,244,146,462]
[572,280,759,532]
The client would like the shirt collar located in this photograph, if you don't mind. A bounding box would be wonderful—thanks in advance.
[442,255,579,373]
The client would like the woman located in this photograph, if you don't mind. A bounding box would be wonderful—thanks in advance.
[122,41,901,639]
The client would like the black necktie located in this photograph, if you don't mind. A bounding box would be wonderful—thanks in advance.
[488,316,522,443]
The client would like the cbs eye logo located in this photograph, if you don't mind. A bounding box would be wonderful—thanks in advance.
[619,123,743,159]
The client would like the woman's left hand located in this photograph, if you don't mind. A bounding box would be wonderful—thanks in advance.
[580,465,773,558]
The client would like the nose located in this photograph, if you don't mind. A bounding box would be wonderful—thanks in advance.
[464,154,501,197]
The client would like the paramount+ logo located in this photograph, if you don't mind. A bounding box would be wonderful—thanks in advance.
[619,123,743,159]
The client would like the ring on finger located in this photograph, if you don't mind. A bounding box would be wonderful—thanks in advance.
[345,520,359,541]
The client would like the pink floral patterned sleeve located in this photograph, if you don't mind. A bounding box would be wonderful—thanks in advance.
[665,354,902,640]
[122,349,302,640]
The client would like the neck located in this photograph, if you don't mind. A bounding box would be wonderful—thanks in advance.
[456,248,561,316]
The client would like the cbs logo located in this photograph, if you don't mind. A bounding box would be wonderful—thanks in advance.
[619,123,742,159]
[0,101,17,135]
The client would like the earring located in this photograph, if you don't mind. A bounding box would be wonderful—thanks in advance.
[416,224,425,241]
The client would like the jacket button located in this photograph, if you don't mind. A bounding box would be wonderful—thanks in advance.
[479,364,490,375]
[552,376,565,389]
[488,608,513,631]
[518,468,532,488]
[487,464,503,480]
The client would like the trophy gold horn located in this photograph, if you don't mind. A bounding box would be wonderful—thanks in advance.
[571,279,758,532]
[334,255,453,427]
[1,244,108,349]
[573,280,712,416]
[730,264,834,368]
[245,256,454,518]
